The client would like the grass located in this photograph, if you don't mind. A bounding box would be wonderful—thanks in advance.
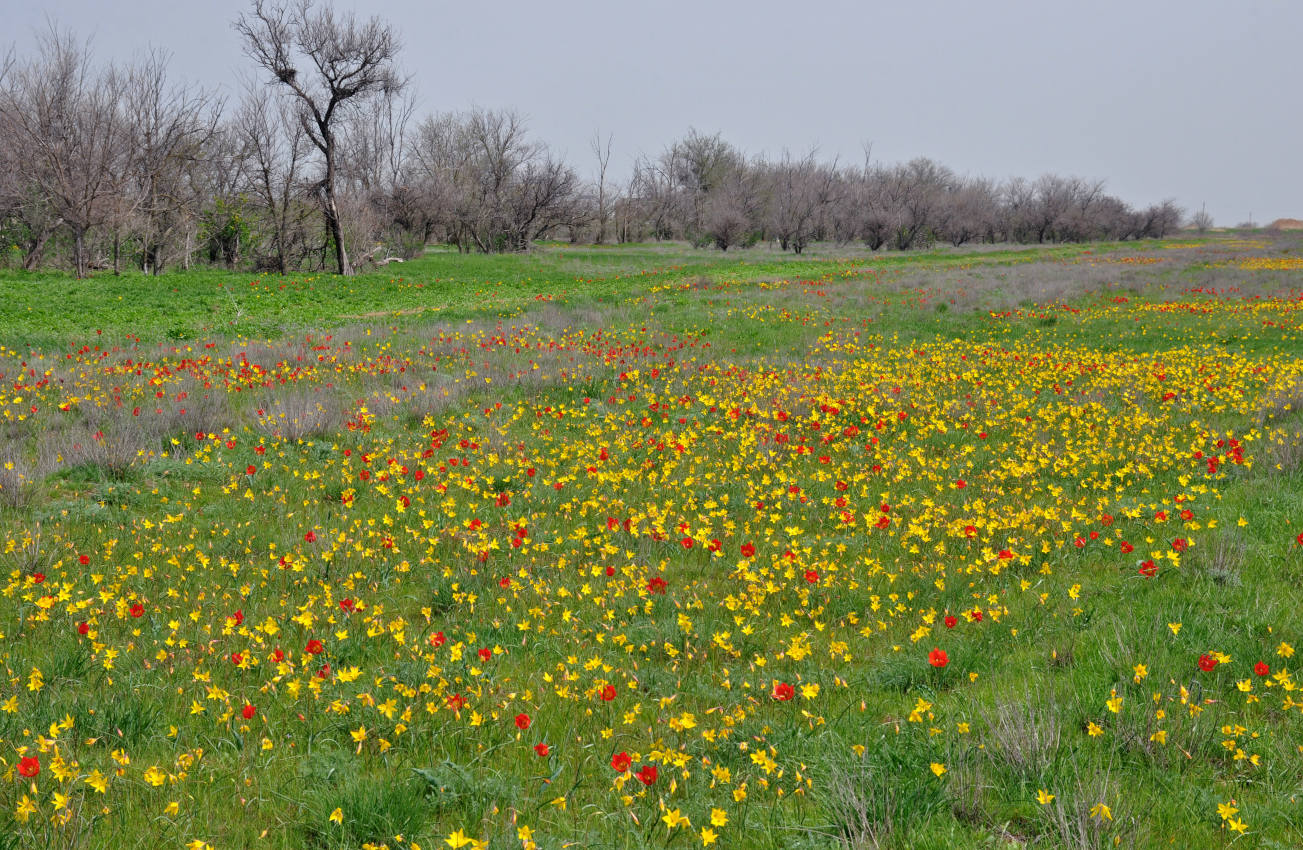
[1,234,1302,848]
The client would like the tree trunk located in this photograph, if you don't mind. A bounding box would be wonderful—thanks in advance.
[322,148,353,276]
[73,227,87,279]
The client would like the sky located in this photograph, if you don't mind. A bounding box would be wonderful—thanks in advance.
[3,0,1299,226]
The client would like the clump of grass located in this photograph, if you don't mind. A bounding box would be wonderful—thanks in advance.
[981,690,1062,781]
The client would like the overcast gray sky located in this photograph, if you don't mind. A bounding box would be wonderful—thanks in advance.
[4,0,1298,225]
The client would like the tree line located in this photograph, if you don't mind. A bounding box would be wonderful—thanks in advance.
[0,0,1185,278]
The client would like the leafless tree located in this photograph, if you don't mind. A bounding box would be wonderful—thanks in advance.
[234,0,404,275]
[407,108,581,253]
[590,130,613,244]
[234,84,313,272]
[1189,205,1213,234]
[124,49,222,273]
[762,149,837,253]
[0,28,129,277]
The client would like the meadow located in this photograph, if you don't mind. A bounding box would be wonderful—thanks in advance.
[2,235,1303,849]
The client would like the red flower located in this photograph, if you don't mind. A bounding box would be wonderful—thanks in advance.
[611,751,632,772]
[635,764,658,785]
[303,531,317,543]
[77,622,89,636]
[231,652,243,666]
[305,639,324,655]
[78,554,90,566]
[970,609,983,623]
[998,549,1013,560]
[1296,532,1303,546]
[339,598,355,613]
[1138,560,1158,578]
[246,465,257,475]
[944,615,958,629]
[447,693,467,710]
[963,525,976,538]
[600,684,617,702]
[772,682,795,701]
[681,536,694,549]
[271,648,284,663]
[1171,538,1188,553]
[1254,662,1270,677]
[17,756,39,778]
[1120,541,1134,554]
[534,743,550,757]
[955,479,967,489]
[928,648,948,668]
[242,703,256,720]
[741,542,756,558]
[803,569,819,584]
[515,713,531,730]
[1198,653,1218,672]
[129,603,145,618]
[478,648,492,662]
[30,572,44,584]
[647,576,667,594]
[430,631,446,647]
[498,576,511,588]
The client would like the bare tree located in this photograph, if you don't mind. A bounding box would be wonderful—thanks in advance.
[234,0,404,275]
[590,130,613,243]
[234,84,314,272]
[763,149,837,253]
[124,49,222,273]
[0,28,129,277]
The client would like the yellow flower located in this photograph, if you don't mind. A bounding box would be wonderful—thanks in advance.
[329,807,344,825]
[662,807,690,829]
[445,829,473,849]
[710,808,728,827]
[1036,789,1055,805]
[144,765,167,787]
[700,827,718,845]
[930,762,946,777]
[85,768,109,794]
[1089,802,1112,821]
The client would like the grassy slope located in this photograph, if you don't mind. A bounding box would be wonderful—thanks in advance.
[1,236,1302,849]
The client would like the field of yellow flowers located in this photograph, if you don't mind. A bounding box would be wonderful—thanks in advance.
[2,237,1303,849]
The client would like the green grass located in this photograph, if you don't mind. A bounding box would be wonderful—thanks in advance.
[1,235,1302,849]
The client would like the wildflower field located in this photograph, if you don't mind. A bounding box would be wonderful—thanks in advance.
[2,236,1303,849]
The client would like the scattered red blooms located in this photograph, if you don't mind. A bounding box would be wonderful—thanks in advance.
[1255,662,1270,677]
[928,648,949,668]
[17,756,39,778]
[611,751,632,772]
[534,743,550,757]
[129,603,145,618]
[246,464,257,475]
[635,764,658,785]
[242,703,256,720]
[339,598,355,613]
[600,684,617,702]
[303,531,317,543]
[515,713,531,730]
[1138,560,1158,578]
[305,639,325,655]
[478,648,492,662]
[740,542,756,558]
[944,615,958,629]
[772,682,795,701]
[78,554,90,566]
[1120,541,1134,554]
[1171,538,1189,553]
[77,622,89,635]
[803,569,819,584]
[647,576,667,594]
[1198,653,1218,672]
